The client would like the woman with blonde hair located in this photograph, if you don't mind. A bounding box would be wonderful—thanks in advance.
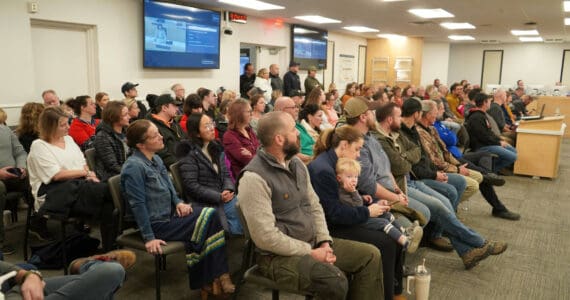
[253,68,273,103]
[16,102,45,153]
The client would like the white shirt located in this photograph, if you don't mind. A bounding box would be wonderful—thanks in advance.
[253,76,273,103]
[27,135,86,209]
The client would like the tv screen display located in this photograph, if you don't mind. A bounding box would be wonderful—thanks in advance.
[144,0,220,69]
[291,25,328,69]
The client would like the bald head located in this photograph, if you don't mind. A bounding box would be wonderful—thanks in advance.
[274,97,293,111]
[257,111,293,147]
[494,89,506,103]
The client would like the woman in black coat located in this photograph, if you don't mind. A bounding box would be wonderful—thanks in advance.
[176,113,243,235]
[94,101,130,182]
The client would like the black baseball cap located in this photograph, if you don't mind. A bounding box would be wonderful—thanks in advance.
[154,94,182,108]
[289,61,300,67]
[121,82,139,94]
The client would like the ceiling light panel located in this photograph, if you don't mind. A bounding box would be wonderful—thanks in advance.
[519,36,543,42]
[343,26,379,33]
[294,15,342,24]
[440,22,475,30]
[448,35,475,41]
[511,29,539,36]
[408,8,454,19]
[218,0,284,11]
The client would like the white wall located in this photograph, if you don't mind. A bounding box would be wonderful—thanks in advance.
[421,42,450,87]
[448,43,570,88]
[0,0,367,125]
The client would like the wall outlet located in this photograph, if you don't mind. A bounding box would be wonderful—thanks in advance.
[28,2,39,13]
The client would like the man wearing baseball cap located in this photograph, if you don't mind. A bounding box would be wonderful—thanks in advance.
[146,94,184,168]
[304,66,322,95]
[283,61,301,97]
[121,82,147,120]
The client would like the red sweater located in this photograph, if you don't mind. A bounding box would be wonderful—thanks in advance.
[69,118,100,147]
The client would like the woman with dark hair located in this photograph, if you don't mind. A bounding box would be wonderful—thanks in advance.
[249,94,266,133]
[121,119,235,297]
[341,82,357,108]
[223,99,259,179]
[94,92,109,119]
[308,126,405,300]
[176,113,243,235]
[303,86,325,108]
[215,99,232,142]
[198,88,217,120]
[16,102,45,153]
[94,101,130,182]
[27,106,116,250]
[298,104,322,156]
[180,93,203,133]
[66,95,100,150]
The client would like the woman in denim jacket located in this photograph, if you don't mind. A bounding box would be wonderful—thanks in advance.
[121,119,235,297]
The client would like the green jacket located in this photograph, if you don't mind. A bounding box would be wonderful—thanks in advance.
[296,122,315,157]
[304,76,322,95]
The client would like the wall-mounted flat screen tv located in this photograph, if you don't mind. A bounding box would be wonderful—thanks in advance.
[291,24,328,70]
[144,0,220,69]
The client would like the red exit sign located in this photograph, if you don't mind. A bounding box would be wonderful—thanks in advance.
[229,12,247,24]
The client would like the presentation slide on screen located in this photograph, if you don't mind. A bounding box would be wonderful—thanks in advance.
[144,17,219,54]
[294,37,327,60]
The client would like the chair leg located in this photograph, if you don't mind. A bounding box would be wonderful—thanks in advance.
[161,254,167,271]
[272,289,279,300]
[61,221,68,275]
[155,254,161,300]
[23,202,33,261]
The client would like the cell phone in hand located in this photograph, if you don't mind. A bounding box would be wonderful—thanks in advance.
[7,168,22,177]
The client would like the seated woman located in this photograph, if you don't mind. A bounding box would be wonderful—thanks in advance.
[27,106,116,250]
[308,126,404,300]
[94,101,130,182]
[67,95,100,150]
[94,92,110,119]
[176,113,243,235]
[249,94,266,133]
[16,102,45,153]
[298,104,322,150]
[223,99,259,179]
[321,92,338,129]
[121,119,234,297]
[180,93,203,133]
[125,98,141,123]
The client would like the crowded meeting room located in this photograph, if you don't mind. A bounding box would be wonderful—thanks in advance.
[1,0,570,299]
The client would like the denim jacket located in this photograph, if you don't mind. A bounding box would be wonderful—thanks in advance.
[121,150,182,242]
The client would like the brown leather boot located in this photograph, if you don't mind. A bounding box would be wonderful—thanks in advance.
[219,273,235,294]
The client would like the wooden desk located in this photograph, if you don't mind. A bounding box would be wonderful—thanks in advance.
[514,116,566,178]
[535,96,570,137]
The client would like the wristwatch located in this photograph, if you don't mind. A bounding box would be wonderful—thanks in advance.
[23,270,43,282]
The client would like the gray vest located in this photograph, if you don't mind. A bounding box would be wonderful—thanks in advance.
[239,150,316,246]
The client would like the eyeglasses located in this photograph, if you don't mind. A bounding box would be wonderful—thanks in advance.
[284,105,300,110]
[204,122,215,130]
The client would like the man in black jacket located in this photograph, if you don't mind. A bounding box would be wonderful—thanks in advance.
[147,94,183,168]
[239,63,256,99]
[283,61,301,97]
[269,63,283,93]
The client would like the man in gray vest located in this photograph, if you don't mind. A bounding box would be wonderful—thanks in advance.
[237,111,383,300]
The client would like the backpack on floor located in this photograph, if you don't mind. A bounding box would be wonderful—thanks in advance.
[29,232,100,269]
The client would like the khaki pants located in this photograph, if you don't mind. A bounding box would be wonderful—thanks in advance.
[257,238,384,300]
[460,170,483,202]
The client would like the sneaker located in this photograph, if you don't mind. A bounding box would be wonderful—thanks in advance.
[68,250,137,275]
[29,216,55,241]
[492,210,521,221]
[483,173,505,186]
[0,245,15,255]
[404,221,423,254]
[427,237,454,252]
[461,243,492,270]
[485,240,508,255]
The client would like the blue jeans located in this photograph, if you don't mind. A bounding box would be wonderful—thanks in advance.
[478,145,517,172]
[224,196,243,235]
[6,260,125,300]
[407,181,485,256]
[421,173,466,211]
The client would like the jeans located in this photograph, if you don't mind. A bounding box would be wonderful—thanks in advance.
[421,173,466,211]
[7,260,125,300]
[257,238,382,300]
[407,182,485,256]
[224,196,243,235]
[478,145,517,172]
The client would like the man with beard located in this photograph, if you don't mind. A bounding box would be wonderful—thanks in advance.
[237,111,383,300]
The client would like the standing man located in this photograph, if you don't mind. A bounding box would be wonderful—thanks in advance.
[237,111,383,300]
[283,61,301,97]
[240,63,256,99]
[41,90,60,107]
[146,94,183,168]
[122,82,147,120]
[269,64,283,95]
[304,66,322,95]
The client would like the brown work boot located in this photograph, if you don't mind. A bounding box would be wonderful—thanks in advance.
[461,243,492,270]
[68,250,137,275]
[428,237,454,252]
[486,240,508,255]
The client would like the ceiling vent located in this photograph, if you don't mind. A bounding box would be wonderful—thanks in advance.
[544,38,564,43]
[409,21,436,26]
[480,39,500,44]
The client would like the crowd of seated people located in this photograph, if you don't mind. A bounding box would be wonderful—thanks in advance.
[0,70,535,299]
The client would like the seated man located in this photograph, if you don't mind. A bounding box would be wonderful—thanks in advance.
[465,93,518,173]
[237,111,383,300]
[146,94,184,168]
[3,250,135,299]
[0,123,29,254]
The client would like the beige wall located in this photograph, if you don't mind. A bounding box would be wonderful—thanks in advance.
[365,37,424,87]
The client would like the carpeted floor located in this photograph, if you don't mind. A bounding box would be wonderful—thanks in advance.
[4,141,569,300]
